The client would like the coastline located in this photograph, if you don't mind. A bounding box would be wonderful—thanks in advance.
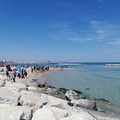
[1,66,119,106]
[15,67,74,85]
[1,66,120,106]
[0,67,120,119]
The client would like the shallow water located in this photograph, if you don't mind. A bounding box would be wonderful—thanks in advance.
[37,64,120,107]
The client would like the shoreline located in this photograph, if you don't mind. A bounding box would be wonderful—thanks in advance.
[14,67,120,107]
[1,66,119,107]
[15,67,74,85]
[0,67,120,119]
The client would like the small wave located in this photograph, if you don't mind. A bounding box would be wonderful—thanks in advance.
[105,64,120,67]
[58,63,82,66]
[93,74,120,80]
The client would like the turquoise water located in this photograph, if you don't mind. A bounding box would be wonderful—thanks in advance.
[38,64,120,107]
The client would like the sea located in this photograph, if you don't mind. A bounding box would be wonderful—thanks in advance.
[37,62,120,108]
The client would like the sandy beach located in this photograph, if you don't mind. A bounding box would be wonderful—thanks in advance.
[0,66,72,85]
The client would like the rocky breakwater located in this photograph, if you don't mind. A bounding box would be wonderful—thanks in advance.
[0,75,120,120]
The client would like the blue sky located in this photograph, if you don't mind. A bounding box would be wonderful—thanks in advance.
[0,0,120,62]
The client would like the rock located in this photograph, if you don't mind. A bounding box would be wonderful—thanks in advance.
[96,99,120,114]
[96,98,111,103]
[5,81,27,92]
[0,80,5,87]
[45,87,66,99]
[50,106,69,119]
[67,101,74,106]
[38,83,47,88]
[27,86,39,93]
[0,74,3,79]
[59,112,97,120]
[59,87,68,94]
[0,75,7,81]
[88,110,120,120]
[0,75,6,87]
[0,104,32,120]
[0,87,20,105]
[19,91,48,109]
[65,90,79,101]
[0,104,24,120]
[32,108,56,120]
[1,73,120,120]
[18,106,33,120]
[47,94,68,109]
[45,87,58,94]
[71,99,96,110]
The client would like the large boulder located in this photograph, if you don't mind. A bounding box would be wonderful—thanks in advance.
[32,108,56,120]
[96,99,120,114]
[46,94,68,109]
[65,90,78,101]
[88,110,120,120]
[0,104,32,120]
[45,87,65,99]
[71,99,96,110]
[19,106,33,120]
[0,87,20,105]
[5,81,27,92]
[0,104,24,120]
[19,91,48,109]
[50,107,69,119]
[0,80,5,87]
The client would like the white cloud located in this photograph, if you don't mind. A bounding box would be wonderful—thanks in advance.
[90,21,120,43]
[108,40,120,45]
[51,21,120,45]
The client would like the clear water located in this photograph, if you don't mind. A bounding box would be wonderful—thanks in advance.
[38,64,120,107]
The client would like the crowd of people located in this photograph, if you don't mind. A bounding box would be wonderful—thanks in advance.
[6,65,28,82]
[0,64,68,82]
[5,65,50,82]
[31,65,49,73]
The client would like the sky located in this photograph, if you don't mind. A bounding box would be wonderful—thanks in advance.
[0,0,120,62]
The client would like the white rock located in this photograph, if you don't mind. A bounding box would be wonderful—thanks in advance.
[28,86,38,92]
[3,76,7,80]
[65,90,78,100]
[19,91,48,108]
[0,80,5,87]
[47,94,68,108]
[0,104,24,120]
[60,112,96,120]
[5,81,27,91]
[71,99,96,110]
[88,110,120,120]
[0,87,20,105]
[0,74,6,82]
[0,74,3,79]
[32,108,56,120]
[18,106,33,120]
[50,107,69,119]
[0,104,32,120]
